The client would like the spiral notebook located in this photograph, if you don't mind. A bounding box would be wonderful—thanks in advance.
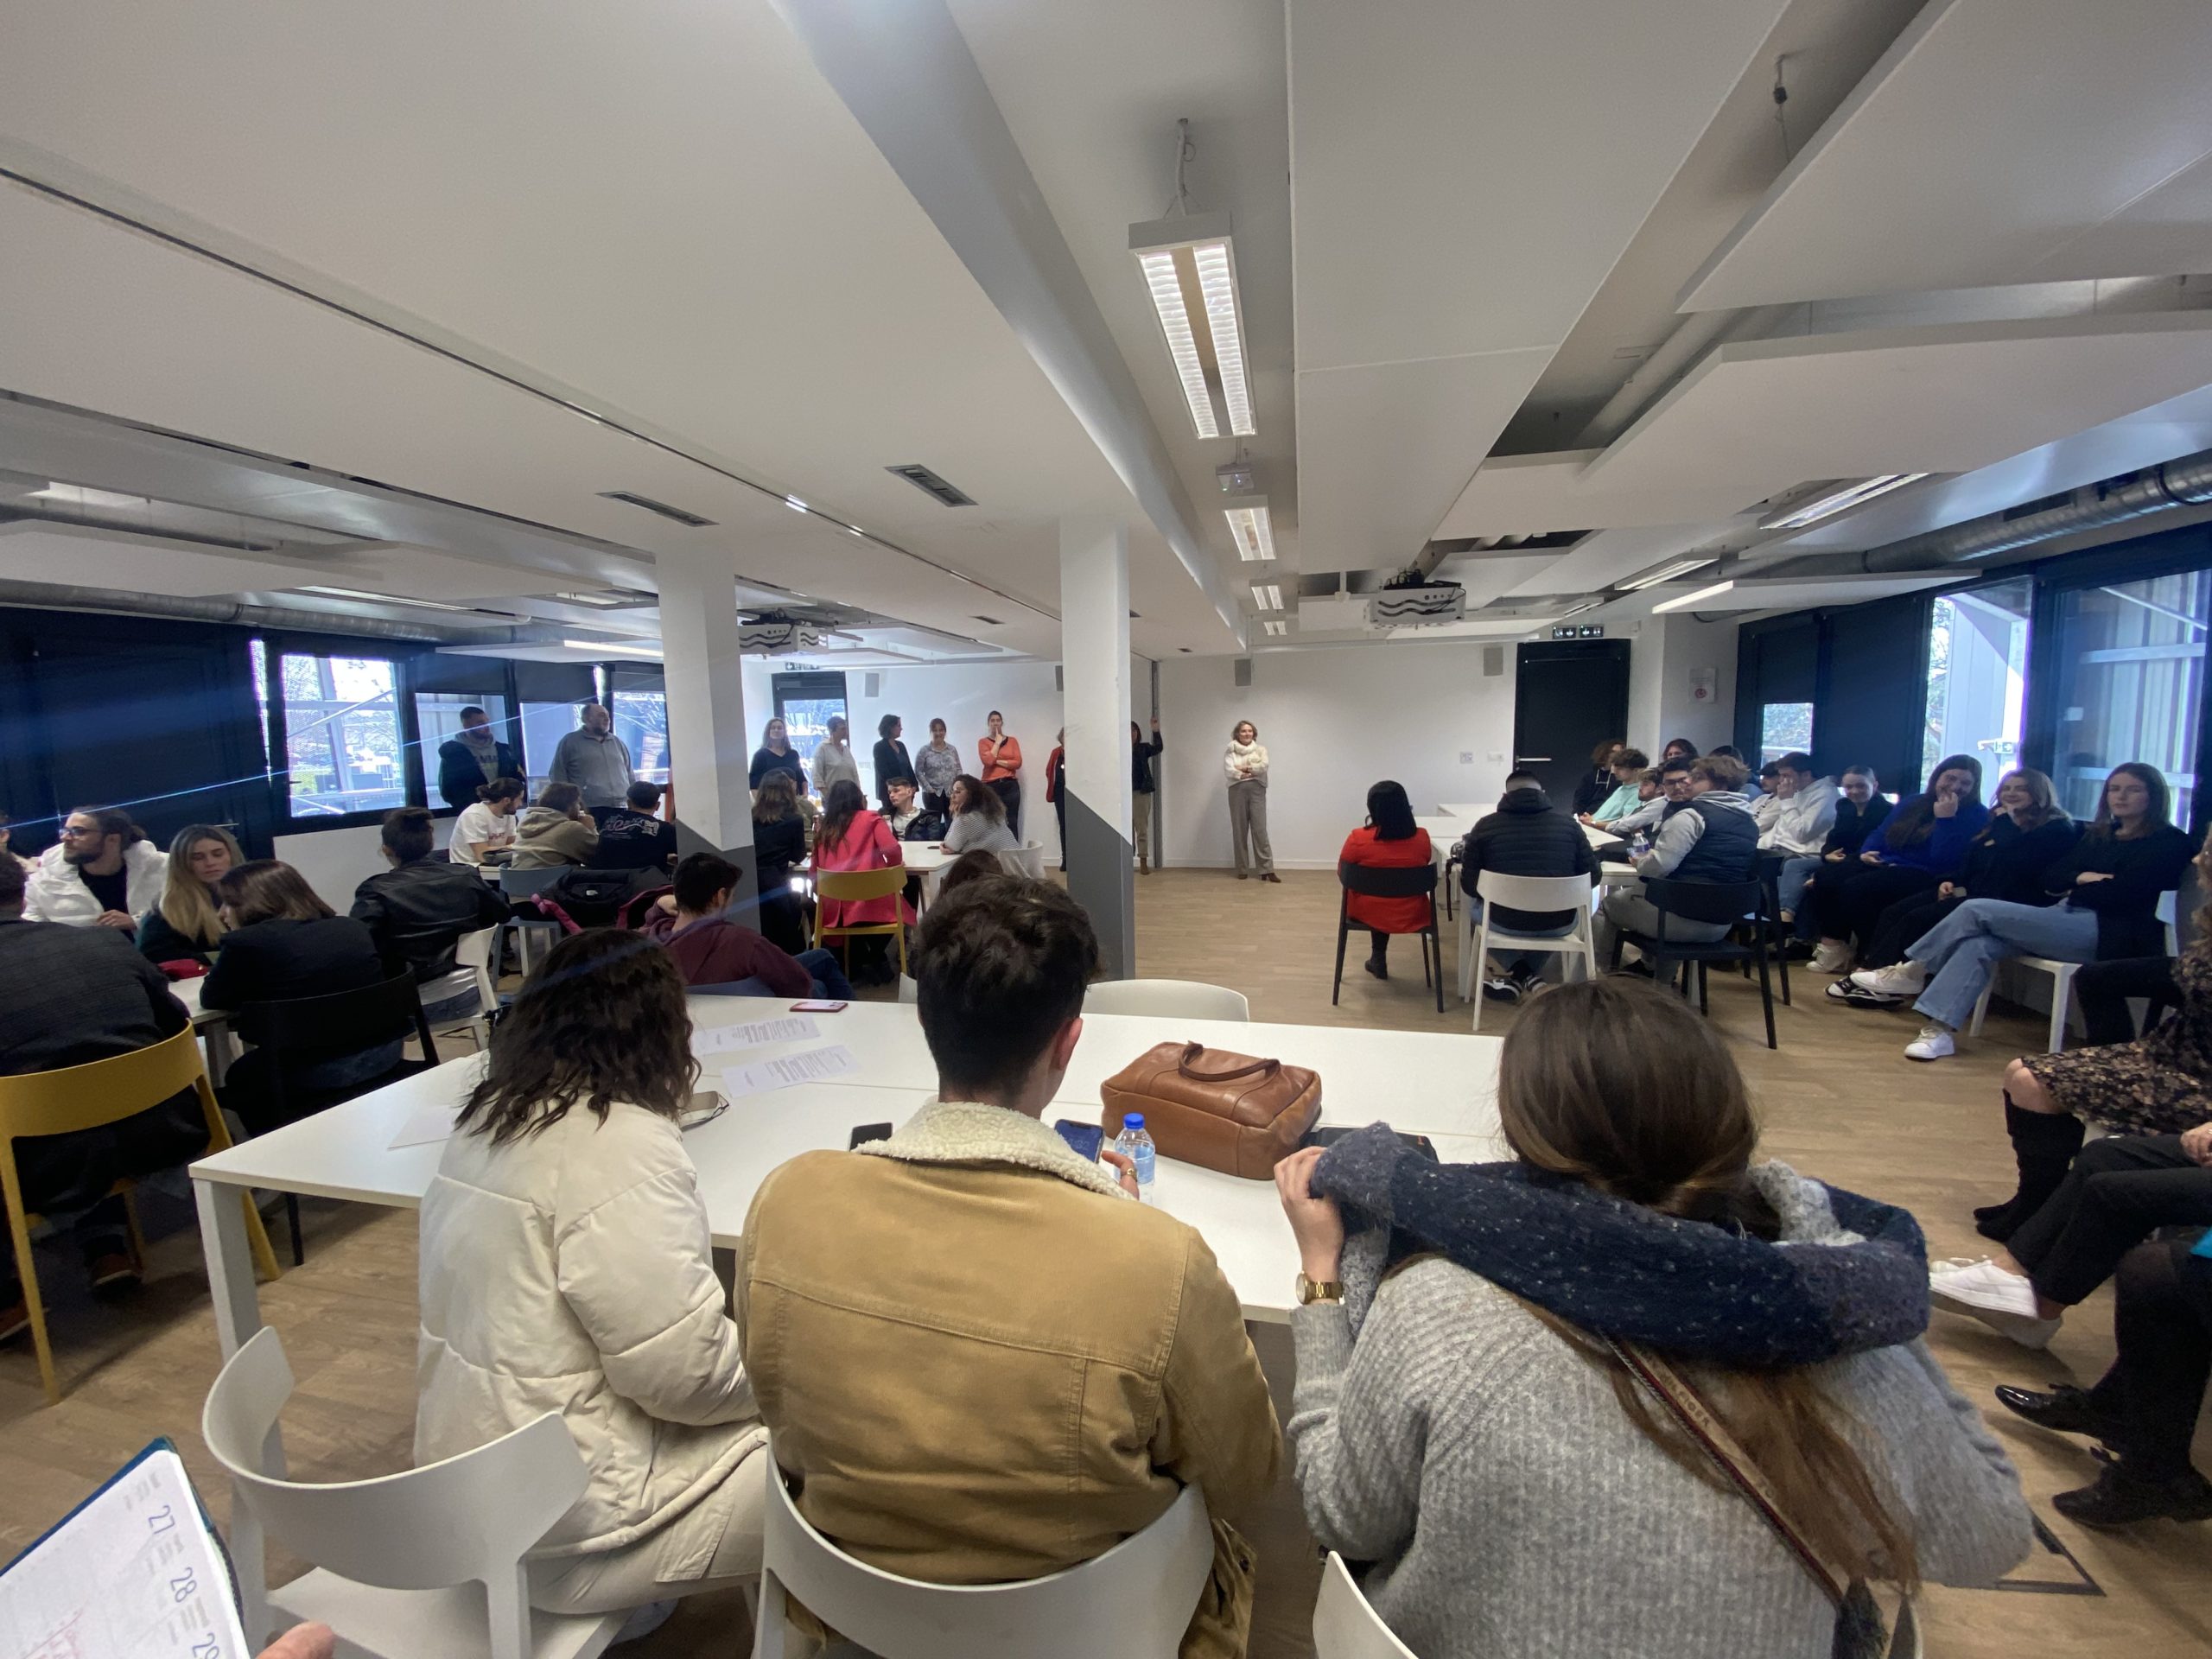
[0,1439,248,1659]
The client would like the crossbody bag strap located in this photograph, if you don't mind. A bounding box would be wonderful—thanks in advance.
[1605,1338,1847,1608]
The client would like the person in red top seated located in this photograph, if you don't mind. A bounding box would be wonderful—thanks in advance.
[640,851,855,999]
[1340,779,1434,982]
[813,779,910,985]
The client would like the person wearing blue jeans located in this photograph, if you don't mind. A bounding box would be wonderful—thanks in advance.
[1871,765,2195,1061]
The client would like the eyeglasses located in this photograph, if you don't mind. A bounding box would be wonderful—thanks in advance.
[58,824,100,839]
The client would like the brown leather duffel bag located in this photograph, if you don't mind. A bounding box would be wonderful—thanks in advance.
[1100,1041,1322,1179]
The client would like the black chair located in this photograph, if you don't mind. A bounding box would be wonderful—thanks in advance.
[1610,875,1779,1049]
[1334,860,1445,1014]
[233,973,440,1263]
[1753,851,1795,1008]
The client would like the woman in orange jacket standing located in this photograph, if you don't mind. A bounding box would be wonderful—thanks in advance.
[978,710,1024,840]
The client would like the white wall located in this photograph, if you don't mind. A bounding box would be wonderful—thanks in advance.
[1624,614,1738,760]
[273,822,386,911]
[1156,642,1516,869]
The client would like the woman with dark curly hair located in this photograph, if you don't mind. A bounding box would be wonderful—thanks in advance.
[414,930,766,1632]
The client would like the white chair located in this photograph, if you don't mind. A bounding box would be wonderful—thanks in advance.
[203,1328,625,1659]
[1085,978,1250,1020]
[755,1446,1212,1659]
[418,924,502,1051]
[1003,842,1050,880]
[1968,891,2178,1054]
[1312,1553,1415,1659]
[1465,870,1598,1029]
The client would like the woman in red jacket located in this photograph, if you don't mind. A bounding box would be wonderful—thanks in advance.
[812,779,909,984]
[1340,780,1433,980]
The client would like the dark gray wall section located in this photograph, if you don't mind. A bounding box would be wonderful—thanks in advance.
[1063,784,1135,980]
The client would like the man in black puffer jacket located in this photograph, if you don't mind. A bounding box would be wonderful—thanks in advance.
[1460,772,1598,1001]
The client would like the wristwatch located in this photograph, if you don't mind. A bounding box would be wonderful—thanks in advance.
[1295,1272,1344,1306]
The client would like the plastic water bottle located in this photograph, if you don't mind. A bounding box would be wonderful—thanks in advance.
[1114,1113,1158,1204]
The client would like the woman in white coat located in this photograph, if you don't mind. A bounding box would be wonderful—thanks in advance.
[1224,720,1278,881]
[415,928,766,1631]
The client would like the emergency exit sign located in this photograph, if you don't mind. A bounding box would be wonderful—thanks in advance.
[1551,623,1605,639]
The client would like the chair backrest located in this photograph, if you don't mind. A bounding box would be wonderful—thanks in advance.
[1338,860,1438,900]
[760,1449,1212,1659]
[235,971,430,1057]
[817,865,909,904]
[0,1023,211,1141]
[1312,1553,1417,1659]
[1085,979,1250,1020]
[1473,869,1594,917]
[453,925,499,1007]
[498,865,567,898]
[203,1328,588,1592]
[1003,842,1049,880]
[1642,875,1762,928]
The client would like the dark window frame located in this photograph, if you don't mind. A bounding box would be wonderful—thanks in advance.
[258,634,424,835]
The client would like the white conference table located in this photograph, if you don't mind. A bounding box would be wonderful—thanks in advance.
[189,995,1506,1361]
[169,974,240,1084]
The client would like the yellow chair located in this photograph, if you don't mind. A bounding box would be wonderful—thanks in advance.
[812,865,911,978]
[0,1025,281,1405]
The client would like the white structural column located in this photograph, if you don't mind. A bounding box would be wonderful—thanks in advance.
[1059,517,1135,977]
[657,546,758,910]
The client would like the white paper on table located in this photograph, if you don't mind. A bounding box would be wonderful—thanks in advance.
[721,1044,858,1097]
[388,1099,464,1149]
[694,1014,822,1054]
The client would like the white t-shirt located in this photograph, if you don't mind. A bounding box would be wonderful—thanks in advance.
[451,801,511,864]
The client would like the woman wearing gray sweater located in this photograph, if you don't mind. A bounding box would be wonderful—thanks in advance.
[1275,977,2030,1659]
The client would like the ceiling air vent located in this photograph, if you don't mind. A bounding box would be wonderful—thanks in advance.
[597,491,716,528]
[887,464,976,507]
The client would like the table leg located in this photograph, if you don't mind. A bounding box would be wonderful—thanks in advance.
[194,1177,264,1360]
[202,1024,238,1087]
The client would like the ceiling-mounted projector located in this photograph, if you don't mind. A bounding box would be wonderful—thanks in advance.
[738,614,823,654]
[1367,575,1465,628]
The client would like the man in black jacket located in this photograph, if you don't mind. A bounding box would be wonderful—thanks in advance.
[435,706,522,811]
[0,856,206,1337]
[1461,772,1599,1002]
[349,807,510,992]
[589,782,681,872]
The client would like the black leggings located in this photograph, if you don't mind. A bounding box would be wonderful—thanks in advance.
[2074,956,2181,1047]
[2007,1135,2212,1306]
[2087,1237,2212,1478]
[1861,892,1960,969]
[1808,862,1942,953]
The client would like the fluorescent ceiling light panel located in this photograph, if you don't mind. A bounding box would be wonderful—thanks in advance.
[1130,211,1255,440]
[1760,474,1929,531]
[553,590,624,607]
[1557,597,1605,617]
[1251,582,1283,611]
[563,638,663,658]
[1222,498,1274,562]
[1619,557,1713,593]
[785,495,808,513]
[296,585,473,613]
[1650,579,1736,614]
[1262,620,1288,637]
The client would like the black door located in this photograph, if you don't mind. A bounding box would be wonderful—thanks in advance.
[1513,640,1631,806]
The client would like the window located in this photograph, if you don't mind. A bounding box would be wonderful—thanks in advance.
[1758,702,1814,766]
[2049,569,2208,827]
[277,652,406,817]
[521,701,586,794]
[414,691,513,764]
[610,686,670,785]
[1923,578,2031,799]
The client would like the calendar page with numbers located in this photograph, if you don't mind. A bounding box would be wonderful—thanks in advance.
[0,1440,248,1659]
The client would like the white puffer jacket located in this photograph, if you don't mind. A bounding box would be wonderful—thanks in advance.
[416,1098,764,1576]
[23,839,168,925]
[1759,775,1841,856]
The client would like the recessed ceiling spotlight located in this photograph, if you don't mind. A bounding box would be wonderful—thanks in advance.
[785,496,808,513]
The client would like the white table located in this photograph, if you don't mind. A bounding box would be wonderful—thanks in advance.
[188,996,1505,1360]
[1436,802,1488,820]
[169,975,240,1084]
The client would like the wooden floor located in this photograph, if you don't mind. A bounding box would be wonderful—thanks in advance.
[4,868,2208,1656]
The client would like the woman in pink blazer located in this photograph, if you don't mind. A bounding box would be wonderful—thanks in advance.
[812,780,911,982]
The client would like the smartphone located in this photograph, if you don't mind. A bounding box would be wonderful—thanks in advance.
[678,1091,729,1131]
[1302,1124,1440,1161]
[849,1122,894,1149]
[1053,1120,1105,1162]
[791,1000,849,1013]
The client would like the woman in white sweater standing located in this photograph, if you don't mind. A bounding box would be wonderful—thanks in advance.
[1224,720,1278,882]
[415,929,767,1636]
[1275,976,2029,1659]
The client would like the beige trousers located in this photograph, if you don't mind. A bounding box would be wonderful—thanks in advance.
[1228,779,1273,874]
[1134,795,1154,868]
[530,1446,769,1618]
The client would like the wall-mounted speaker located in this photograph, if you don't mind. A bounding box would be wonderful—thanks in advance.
[863,671,881,698]
[1054,664,1064,692]
[1233,657,1253,689]
[1482,645,1505,678]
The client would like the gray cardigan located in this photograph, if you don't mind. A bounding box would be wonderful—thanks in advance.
[1287,1171,2031,1659]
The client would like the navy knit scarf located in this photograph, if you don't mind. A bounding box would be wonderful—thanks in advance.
[1313,1124,1929,1370]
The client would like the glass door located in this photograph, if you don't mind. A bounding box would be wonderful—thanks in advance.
[2047,569,2209,826]
[1923,577,2031,800]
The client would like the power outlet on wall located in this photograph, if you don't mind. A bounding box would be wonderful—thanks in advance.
[1487,751,1504,762]
[1459,751,1473,764]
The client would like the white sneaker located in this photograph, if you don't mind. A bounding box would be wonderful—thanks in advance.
[1809,941,1853,975]
[1904,1024,1955,1060]
[1848,961,1926,997]
[1929,1258,2062,1348]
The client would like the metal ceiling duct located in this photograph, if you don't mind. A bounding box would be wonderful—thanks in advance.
[0,577,524,644]
[1759,445,2212,580]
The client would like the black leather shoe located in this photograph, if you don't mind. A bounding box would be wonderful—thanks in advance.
[1363,956,1388,981]
[1994,1383,2107,1436]
[2053,1465,2212,1528]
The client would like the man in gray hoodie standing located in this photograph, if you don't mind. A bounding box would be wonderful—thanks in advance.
[546,702,636,810]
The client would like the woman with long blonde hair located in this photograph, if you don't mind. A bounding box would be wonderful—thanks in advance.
[135,823,243,966]
[1274,976,2028,1658]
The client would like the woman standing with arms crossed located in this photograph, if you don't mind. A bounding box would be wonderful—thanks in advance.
[978,710,1024,839]
[915,717,961,816]
[1225,720,1278,881]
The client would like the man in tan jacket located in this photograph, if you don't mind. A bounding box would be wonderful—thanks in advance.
[738,878,1281,1657]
